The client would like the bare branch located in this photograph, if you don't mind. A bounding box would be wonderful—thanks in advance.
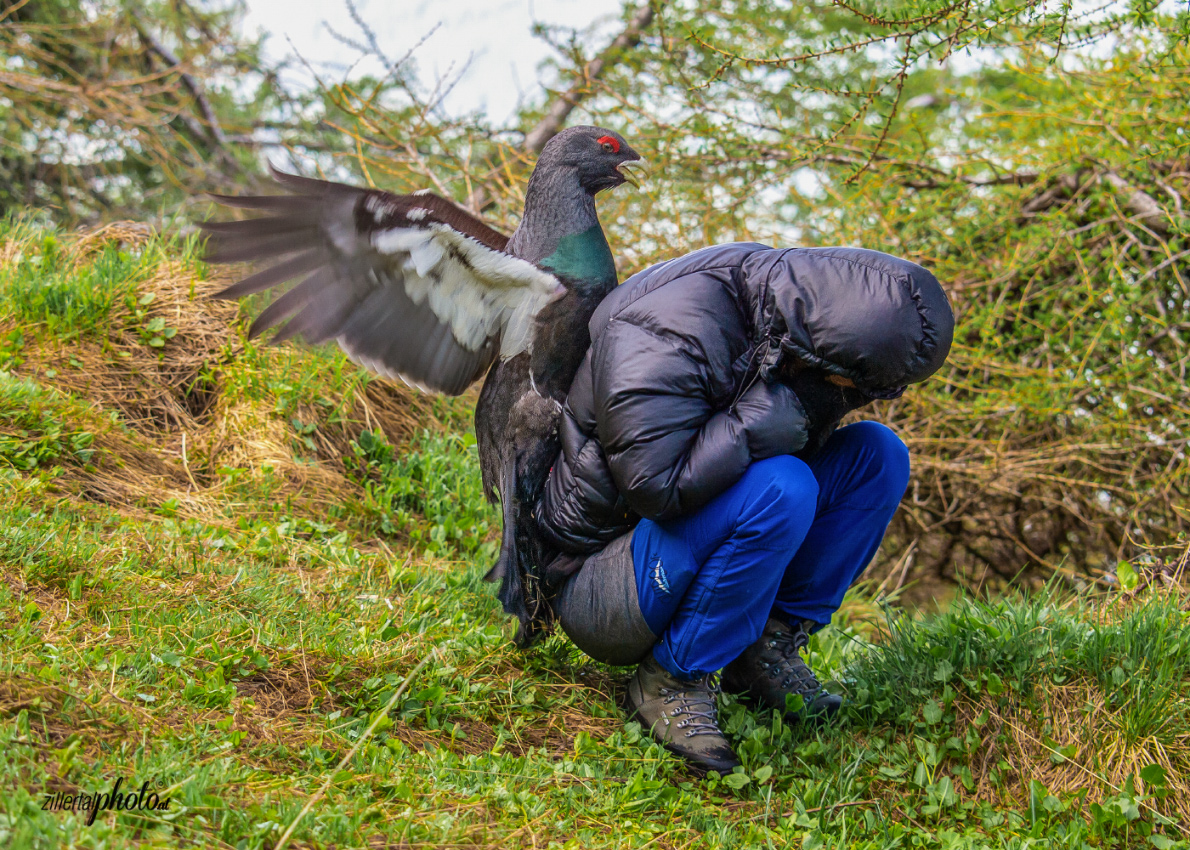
[461,2,658,212]
[134,23,231,152]
[904,171,1042,190]
[1103,171,1174,234]
[522,2,657,154]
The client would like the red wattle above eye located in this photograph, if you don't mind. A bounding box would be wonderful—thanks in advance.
[596,135,621,153]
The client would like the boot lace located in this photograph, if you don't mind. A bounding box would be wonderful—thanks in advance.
[763,625,822,695]
[658,675,723,738]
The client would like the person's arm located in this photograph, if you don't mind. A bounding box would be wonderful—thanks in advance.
[592,319,809,520]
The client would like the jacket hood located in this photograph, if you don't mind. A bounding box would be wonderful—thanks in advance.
[742,246,954,392]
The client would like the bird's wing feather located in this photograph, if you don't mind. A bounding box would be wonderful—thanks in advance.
[203,168,564,396]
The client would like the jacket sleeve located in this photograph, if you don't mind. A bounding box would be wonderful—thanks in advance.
[591,319,809,521]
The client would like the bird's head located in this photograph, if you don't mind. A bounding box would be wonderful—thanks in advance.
[536,126,649,195]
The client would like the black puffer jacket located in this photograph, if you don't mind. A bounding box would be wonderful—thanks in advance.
[535,242,954,556]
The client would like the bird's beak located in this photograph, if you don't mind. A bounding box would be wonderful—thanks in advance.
[616,158,650,189]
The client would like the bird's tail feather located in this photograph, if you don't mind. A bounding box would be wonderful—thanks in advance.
[484,461,518,585]
[485,459,551,647]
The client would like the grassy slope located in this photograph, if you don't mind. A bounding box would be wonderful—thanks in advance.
[0,225,1188,850]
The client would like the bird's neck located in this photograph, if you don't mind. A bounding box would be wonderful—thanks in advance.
[539,224,617,287]
[508,176,617,287]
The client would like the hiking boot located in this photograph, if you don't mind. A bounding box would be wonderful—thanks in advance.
[722,618,843,721]
[625,652,741,775]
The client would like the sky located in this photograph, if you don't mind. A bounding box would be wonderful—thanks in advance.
[242,0,625,123]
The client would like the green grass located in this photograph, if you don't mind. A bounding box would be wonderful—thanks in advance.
[849,593,1190,737]
[0,371,100,470]
[348,428,498,561]
[1,226,1188,849]
[0,226,201,340]
[2,485,1187,849]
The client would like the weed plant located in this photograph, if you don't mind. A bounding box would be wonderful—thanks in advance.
[349,428,497,561]
[0,372,99,469]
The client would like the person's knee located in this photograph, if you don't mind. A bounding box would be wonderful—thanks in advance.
[738,455,818,524]
[846,421,910,498]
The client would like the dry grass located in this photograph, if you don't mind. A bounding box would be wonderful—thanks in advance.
[955,680,1190,822]
[952,550,1190,823]
[0,223,456,530]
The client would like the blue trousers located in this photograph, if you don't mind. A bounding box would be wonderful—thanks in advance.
[631,421,910,679]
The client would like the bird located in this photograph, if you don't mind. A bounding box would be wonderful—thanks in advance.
[200,126,647,645]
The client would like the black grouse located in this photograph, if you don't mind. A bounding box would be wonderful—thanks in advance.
[201,126,646,644]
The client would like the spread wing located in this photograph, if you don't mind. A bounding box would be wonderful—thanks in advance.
[202,168,564,395]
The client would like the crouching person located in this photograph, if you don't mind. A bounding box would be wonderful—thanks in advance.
[535,243,954,774]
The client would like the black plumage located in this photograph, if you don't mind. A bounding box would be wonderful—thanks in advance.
[202,126,646,644]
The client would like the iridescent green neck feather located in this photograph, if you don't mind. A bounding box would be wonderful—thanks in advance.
[539,224,617,287]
